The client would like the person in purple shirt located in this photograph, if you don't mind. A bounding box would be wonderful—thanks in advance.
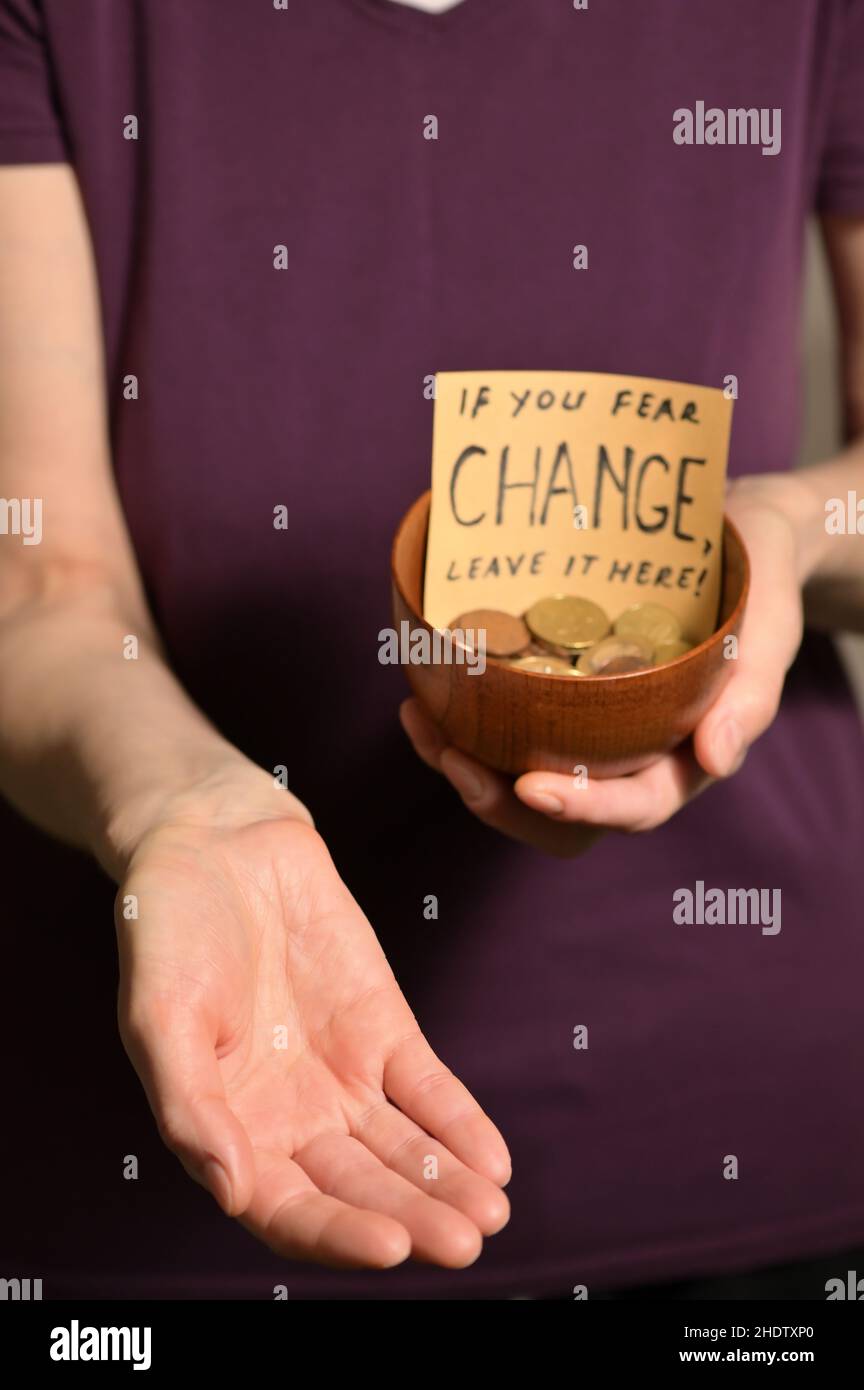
[0,0,863,1301]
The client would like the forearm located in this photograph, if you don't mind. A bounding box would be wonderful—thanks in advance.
[0,569,309,881]
[734,442,864,633]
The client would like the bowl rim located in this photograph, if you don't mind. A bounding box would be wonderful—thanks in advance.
[391,489,751,684]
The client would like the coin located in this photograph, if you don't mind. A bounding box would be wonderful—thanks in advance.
[653,639,693,665]
[509,654,580,676]
[575,634,654,676]
[524,594,610,655]
[450,608,530,658]
[614,602,682,646]
[599,655,652,675]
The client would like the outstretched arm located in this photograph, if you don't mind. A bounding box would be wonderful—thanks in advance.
[0,165,510,1267]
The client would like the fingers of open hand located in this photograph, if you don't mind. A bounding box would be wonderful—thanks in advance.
[384,1031,511,1188]
[128,997,506,1268]
[353,1096,510,1238]
[242,1158,412,1270]
[291,1133,483,1268]
[232,1054,512,1272]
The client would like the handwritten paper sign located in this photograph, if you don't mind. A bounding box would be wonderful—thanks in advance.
[424,371,733,643]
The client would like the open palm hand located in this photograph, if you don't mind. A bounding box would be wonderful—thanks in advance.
[117,814,510,1269]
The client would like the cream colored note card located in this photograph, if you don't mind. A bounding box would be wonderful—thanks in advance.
[424,371,734,644]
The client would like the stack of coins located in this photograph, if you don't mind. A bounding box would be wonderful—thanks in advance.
[450,598,694,676]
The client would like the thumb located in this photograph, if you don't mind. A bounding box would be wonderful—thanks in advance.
[120,999,256,1217]
[695,501,803,777]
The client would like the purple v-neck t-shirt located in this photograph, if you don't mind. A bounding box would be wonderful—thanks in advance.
[2,0,864,1299]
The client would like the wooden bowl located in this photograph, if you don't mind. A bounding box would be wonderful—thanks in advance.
[391,491,750,778]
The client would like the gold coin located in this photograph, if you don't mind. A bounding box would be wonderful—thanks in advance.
[451,608,530,658]
[509,654,580,676]
[524,594,610,655]
[576,634,654,676]
[614,602,682,646]
[653,638,693,666]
